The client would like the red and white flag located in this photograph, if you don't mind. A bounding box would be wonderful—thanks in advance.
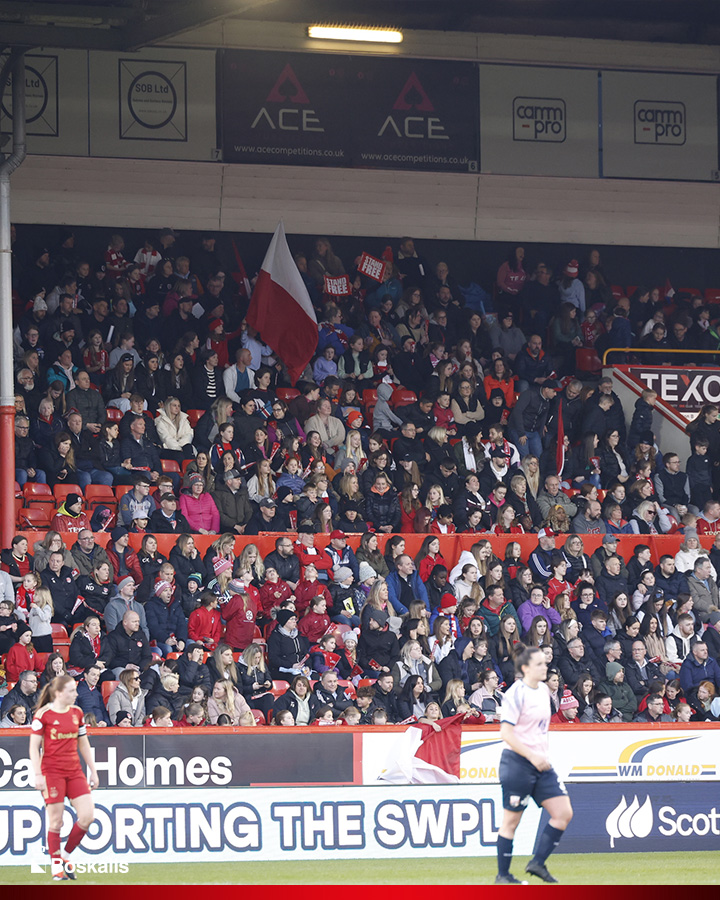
[664,277,675,301]
[378,713,464,784]
[247,222,318,385]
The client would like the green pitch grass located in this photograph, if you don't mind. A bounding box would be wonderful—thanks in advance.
[1,852,718,885]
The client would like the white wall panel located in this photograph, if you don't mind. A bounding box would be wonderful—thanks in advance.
[8,156,720,249]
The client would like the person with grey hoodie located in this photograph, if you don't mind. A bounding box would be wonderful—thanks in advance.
[373,383,404,438]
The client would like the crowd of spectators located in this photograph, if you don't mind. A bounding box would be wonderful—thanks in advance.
[2,228,720,728]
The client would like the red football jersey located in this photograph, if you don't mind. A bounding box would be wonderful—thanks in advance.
[31,705,86,775]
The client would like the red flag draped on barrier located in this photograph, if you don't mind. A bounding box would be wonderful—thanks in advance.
[378,713,465,784]
[246,222,318,385]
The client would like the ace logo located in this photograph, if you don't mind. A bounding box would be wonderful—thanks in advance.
[377,72,450,140]
[251,63,324,133]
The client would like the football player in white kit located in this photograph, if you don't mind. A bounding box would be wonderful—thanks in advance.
[495,646,573,884]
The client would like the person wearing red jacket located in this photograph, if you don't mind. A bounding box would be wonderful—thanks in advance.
[550,690,580,724]
[5,623,44,683]
[105,526,143,586]
[294,527,333,579]
[298,596,332,644]
[188,593,222,651]
[258,568,293,618]
[222,578,259,652]
[294,564,333,617]
[50,493,90,534]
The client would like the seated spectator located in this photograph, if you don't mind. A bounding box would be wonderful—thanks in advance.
[107,669,148,727]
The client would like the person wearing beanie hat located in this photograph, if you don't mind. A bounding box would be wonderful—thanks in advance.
[558,258,585,314]
[333,566,354,584]
[346,410,364,429]
[213,557,233,577]
[267,607,310,679]
[599,660,638,722]
[111,525,129,542]
[103,575,150,641]
[357,561,377,584]
[551,690,580,724]
[105,527,143,591]
[145,577,188,657]
[222,575,259,652]
[50,492,90,534]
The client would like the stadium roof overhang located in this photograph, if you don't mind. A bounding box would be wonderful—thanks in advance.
[1,0,720,53]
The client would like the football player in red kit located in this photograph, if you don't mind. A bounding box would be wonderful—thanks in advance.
[29,674,99,881]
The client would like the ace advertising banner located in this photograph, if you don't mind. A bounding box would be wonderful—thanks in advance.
[601,71,718,181]
[220,51,479,173]
[349,57,479,173]
[219,50,350,167]
[478,65,599,177]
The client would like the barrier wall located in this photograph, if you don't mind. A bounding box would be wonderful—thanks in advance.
[1,725,717,864]
[16,530,715,567]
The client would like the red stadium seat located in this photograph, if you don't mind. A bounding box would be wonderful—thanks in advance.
[362,389,378,408]
[625,285,637,298]
[704,288,720,304]
[101,681,120,705]
[106,408,123,422]
[610,285,624,300]
[186,409,204,428]
[575,348,602,375]
[18,507,52,530]
[391,389,417,409]
[251,709,266,726]
[85,484,116,509]
[23,482,52,503]
[53,484,83,502]
[271,680,290,698]
[161,459,181,474]
[678,287,702,298]
[114,484,133,500]
[52,623,70,644]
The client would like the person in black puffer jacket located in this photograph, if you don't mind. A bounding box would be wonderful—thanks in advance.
[357,608,401,676]
[364,473,401,533]
[267,609,311,680]
[627,392,656,450]
[176,644,212,694]
[145,672,186,721]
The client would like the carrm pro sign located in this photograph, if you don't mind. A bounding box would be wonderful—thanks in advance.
[634,100,686,145]
[513,97,566,142]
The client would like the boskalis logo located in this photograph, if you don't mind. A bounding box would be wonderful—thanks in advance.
[251,63,324,133]
[569,735,716,780]
[378,72,450,141]
[634,100,686,145]
[605,795,653,848]
[513,97,566,142]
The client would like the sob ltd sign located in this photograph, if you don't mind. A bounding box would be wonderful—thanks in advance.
[629,367,720,412]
